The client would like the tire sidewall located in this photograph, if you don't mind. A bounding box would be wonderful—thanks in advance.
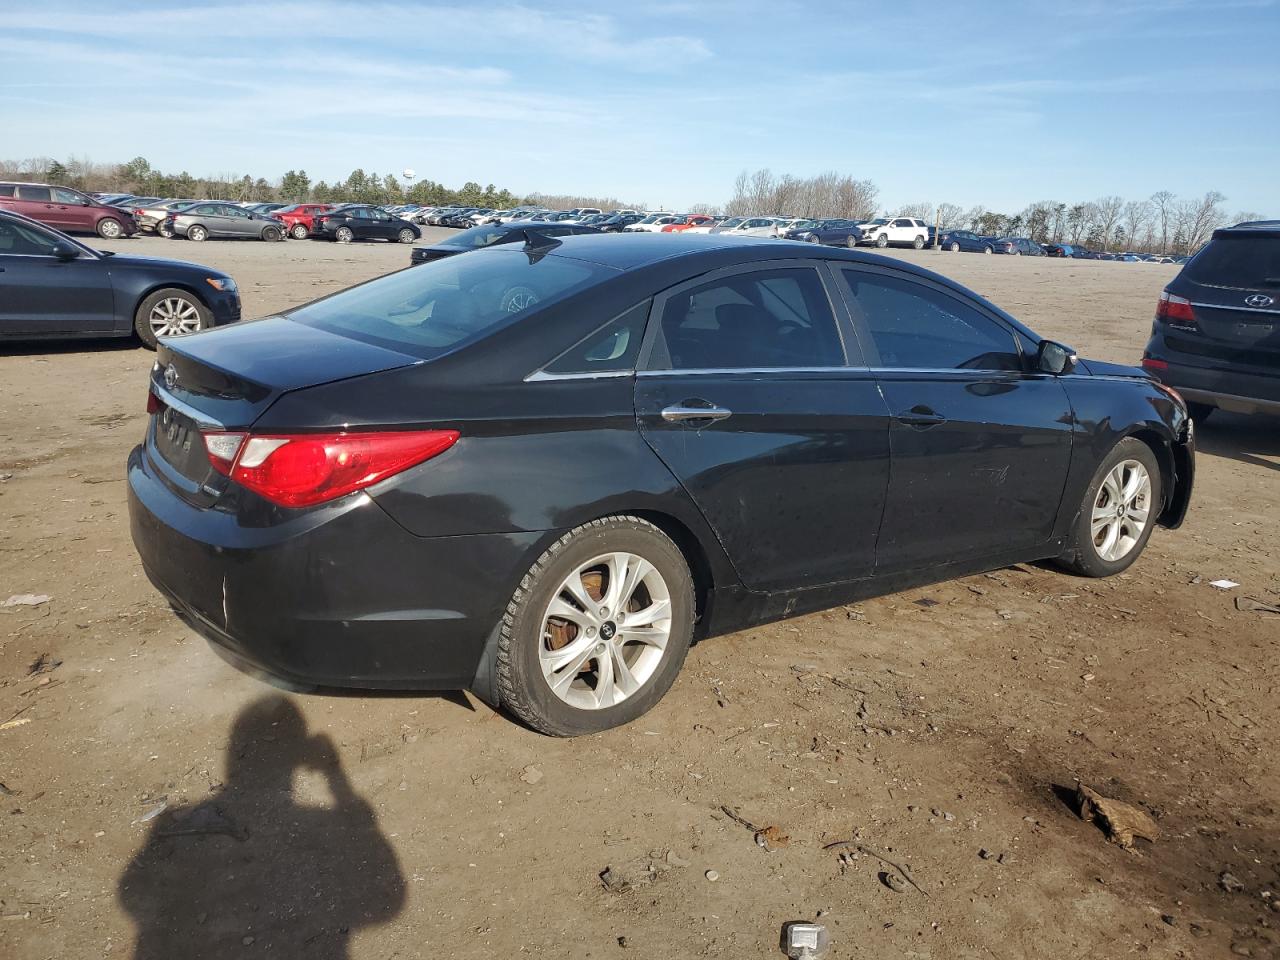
[263,226,282,242]
[98,217,123,239]
[499,519,694,736]
[336,226,353,243]
[398,228,415,243]
[188,225,208,242]
[291,223,309,240]
[133,287,211,349]
[1066,438,1162,577]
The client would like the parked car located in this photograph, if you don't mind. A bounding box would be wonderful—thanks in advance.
[708,217,781,237]
[624,214,685,233]
[313,205,421,244]
[787,219,867,247]
[940,230,996,254]
[860,217,931,249]
[0,210,240,348]
[993,237,1045,256]
[133,200,198,235]
[1142,220,1280,420]
[245,203,289,215]
[596,213,645,232]
[409,222,602,265]
[112,196,161,210]
[0,182,140,239]
[662,215,716,233]
[127,232,1192,736]
[271,203,335,240]
[164,202,287,242]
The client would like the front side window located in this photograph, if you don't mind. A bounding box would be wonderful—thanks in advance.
[0,217,60,256]
[838,270,1022,371]
[651,268,844,371]
[290,248,613,360]
[53,188,87,205]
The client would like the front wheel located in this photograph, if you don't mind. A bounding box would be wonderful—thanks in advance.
[875,234,889,248]
[983,246,993,254]
[1056,438,1162,577]
[806,233,820,243]
[949,242,960,252]
[334,226,354,243]
[261,225,282,242]
[846,235,858,249]
[97,217,124,239]
[398,228,416,244]
[495,516,695,736]
[134,288,211,349]
[290,223,309,240]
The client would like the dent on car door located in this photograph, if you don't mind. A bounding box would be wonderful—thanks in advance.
[0,218,116,335]
[834,266,1074,572]
[634,263,892,592]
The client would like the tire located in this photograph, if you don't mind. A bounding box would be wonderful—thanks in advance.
[875,234,889,248]
[806,233,820,243]
[1186,402,1215,423]
[912,235,925,249]
[983,246,993,254]
[157,223,174,239]
[97,217,124,240]
[1012,249,1021,256]
[846,235,858,249]
[335,226,354,243]
[397,228,416,244]
[290,223,309,240]
[495,516,695,736]
[262,225,282,242]
[133,287,212,349]
[1056,438,1162,578]
[949,242,960,252]
[187,224,208,242]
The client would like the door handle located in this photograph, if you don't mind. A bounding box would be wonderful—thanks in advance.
[661,401,732,424]
[895,405,946,428]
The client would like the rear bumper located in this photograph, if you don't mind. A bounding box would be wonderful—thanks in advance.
[127,444,548,689]
[1145,350,1280,416]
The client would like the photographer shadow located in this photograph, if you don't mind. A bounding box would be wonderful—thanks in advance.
[118,694,405,959]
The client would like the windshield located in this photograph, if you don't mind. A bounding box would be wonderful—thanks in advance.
[1183,236,1280,290]
[289,249,616,359]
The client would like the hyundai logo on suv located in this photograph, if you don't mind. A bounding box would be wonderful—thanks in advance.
[1245,294,1274,308]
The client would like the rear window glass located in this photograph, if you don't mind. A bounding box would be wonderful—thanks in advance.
[0,185,14,197]
[1183,236,1280,290]
[289,249,615,359]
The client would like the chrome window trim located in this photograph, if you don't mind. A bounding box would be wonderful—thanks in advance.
[525,369,633,382]
[637,365,860,377]
[1189,300,1279,316]
[152,383,227,429]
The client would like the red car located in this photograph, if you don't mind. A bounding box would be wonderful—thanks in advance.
[271,203,335,240]
[661,214,716,233]
[0,182,138,239]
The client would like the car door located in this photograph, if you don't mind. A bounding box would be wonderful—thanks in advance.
[0,217,116,335]
[634,261,892,592]
[223,205,258,237]
[47,187,94,231]
[832,264,1075,572]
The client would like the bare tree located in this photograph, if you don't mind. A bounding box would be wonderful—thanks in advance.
[1122,200,1151,252]
[725,168,878,220]
[1232,210,1266,225]
[1185,190,1227,252]
[1149,190,1175,253]
[935,203,964,231]
[1094,195,1124,251]
[898,201,934,220]
[962,205,987,232]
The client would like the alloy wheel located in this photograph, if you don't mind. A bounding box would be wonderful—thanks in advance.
[539,552,672,710]
[1090,459,1152,562]
[99,219,122,238]
[148,297,203,338]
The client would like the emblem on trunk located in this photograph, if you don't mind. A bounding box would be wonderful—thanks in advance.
[163,363,178,390]
[1245,294,1274,308]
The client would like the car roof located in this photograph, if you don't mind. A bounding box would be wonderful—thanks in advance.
[1215,220,1280,238]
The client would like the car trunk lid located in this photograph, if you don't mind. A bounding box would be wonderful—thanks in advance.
[147,317,422,499]
[1175,233,1280,368]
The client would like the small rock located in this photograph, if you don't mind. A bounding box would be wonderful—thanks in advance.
[705,869,720,882]
[664,850,690,868]
[1220,871,1245,893]
[519,765,544,785]
[1229,943,1254,957]
[943,811,955,822]
[931,807,942,817]
[996,609,1014,620]
[1161,914,1176,926]
[997,851,1011,865]
[880,871,906,893]
[617,935,628,948]
[242,935,255,946]
[979,848,992,860]
[1082,673,1096,682]
[1190,923,1210,938]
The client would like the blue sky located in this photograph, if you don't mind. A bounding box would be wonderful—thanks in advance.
[2,0,1276,214]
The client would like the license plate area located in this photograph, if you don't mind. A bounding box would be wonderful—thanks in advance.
[152,404,211,482]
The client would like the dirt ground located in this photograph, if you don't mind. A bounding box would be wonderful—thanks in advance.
[2,231,1277,960]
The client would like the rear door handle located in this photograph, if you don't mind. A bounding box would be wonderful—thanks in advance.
[661,400,732,424]
[895,405,946,428]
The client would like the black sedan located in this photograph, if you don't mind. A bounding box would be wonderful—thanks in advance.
[940,230,997,254]
[313,205,420,244]
[410,222,602,264]
[597,213,646,232]
[128,233,1193,736]
[785,219,867,247]
[1,210,240,348]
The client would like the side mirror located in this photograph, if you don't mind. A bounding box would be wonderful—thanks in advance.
[1037,340,1077,375]
[52,241,80,261]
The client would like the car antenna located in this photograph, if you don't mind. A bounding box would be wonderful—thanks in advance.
[522,229,561,263]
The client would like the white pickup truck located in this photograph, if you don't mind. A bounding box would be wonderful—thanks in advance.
[859,216,931,249]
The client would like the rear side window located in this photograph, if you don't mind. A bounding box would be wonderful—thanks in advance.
[0,185,15,197]
[838,269,1022,371]
[543,301,650,376]
[1182,236,1280,290]
[290,248,614,359]
[17,185,52,201]
[650,268,844,370]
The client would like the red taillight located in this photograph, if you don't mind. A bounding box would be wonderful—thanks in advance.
[1141,357,1169,370]
[200,430,459,507]
[146,388,163,415]
[1156,290,1196,325]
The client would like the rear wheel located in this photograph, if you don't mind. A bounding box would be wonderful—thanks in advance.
[261,225,282,242]
[398,228,416,244]
[97,217,124,239]
[806,233,820,243]
[187,224,209,242]
[983,245,993,254]
[290,223,309,240]
[157,222,174,239]
[495,516,695,736]
[335,225,354,243]
[134,288,211,349]
[912,235,925,249]
[949,241,960,252]
[1056,438,1161,577]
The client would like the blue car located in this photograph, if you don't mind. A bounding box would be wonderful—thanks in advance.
[940,230,997,254]
[785,218,868,247]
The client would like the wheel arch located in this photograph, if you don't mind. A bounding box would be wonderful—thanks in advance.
[1122,426,1190,527]
[128,281,214,337]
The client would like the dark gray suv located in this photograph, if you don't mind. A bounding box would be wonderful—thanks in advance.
[1143,221,1280,419]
